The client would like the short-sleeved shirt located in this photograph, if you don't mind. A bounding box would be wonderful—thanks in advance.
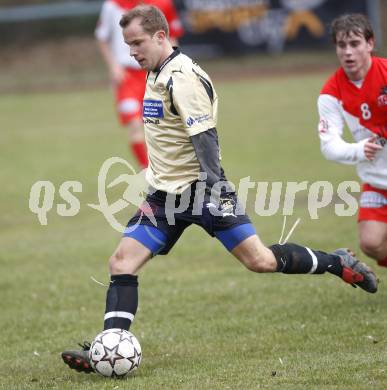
[95,0,184,68]
[143,49,219,194]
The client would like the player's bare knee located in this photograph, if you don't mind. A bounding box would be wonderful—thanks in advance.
[243,252,272,273]
[360,237,384,259]
[109,245,134,273]
[359,229,387,258]
[244,261,266,273]
[109,248,125,274]
[109,238,151,274]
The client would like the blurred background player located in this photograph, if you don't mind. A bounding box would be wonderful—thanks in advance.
[95,0,184,169]
[317,14,387,267]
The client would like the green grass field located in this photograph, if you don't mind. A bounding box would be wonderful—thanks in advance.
[1,71,387,389]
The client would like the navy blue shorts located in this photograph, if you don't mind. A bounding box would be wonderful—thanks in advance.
[123,183,255,255]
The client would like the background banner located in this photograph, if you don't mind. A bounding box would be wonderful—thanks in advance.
[174,0,369,56]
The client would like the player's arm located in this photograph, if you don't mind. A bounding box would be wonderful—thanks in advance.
[171,69,231,201]
[172,71,221,186]
[191,128,222,189]
[191,130,237,217]
[317,94,375,164]
[96,40,125,84]
[191,129,236,217]
[95,3,125,84]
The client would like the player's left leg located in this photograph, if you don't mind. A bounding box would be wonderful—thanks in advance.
[215,223,377,293]
[359,220,387,266]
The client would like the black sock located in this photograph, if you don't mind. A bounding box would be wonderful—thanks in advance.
[103,274,138,330]
[270,243,343,276]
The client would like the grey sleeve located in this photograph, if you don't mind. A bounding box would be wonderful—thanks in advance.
[190,128,222,190]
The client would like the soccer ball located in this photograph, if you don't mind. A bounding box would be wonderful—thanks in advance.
[89,328,142,377]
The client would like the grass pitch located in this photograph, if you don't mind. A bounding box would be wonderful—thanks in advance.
[1,72,387,389]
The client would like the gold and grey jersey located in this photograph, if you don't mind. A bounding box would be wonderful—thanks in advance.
[143,49,218,194]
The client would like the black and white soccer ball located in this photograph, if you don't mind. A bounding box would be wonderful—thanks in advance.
[89,329,142,377]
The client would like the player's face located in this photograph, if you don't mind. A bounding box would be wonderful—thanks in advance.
[123,18,165,71]
[335,31,374,81]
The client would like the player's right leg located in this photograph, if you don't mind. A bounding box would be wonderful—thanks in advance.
[209,193,378,293]
[224,229,378,293]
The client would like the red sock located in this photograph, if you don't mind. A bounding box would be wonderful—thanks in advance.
[377,256,387,267]
[130,141,148,169]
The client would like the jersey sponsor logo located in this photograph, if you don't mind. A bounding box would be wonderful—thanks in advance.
[186,114,211,127]
[143,100,164,118]
[377,86,387,107]
[144,118,160,125]
[187,116,195,126]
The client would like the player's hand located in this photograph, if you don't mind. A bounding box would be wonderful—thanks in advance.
[364,137,383,161]
[110,64,125,84]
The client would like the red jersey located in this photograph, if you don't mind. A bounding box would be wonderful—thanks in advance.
[111,0,184,39]
[321,57,387,138]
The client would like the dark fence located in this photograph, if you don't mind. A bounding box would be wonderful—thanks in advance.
[0,0,381,55]
[174,0,379,56]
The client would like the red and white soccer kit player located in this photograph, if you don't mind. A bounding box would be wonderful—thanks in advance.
[318,56,387,265]
[95,0,184,168]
